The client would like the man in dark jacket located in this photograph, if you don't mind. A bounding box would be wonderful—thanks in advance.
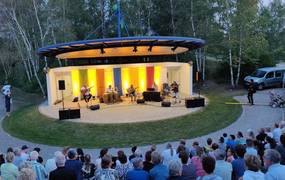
[65,149,83,180]
[247,79,255,105]
[49,153,76,180]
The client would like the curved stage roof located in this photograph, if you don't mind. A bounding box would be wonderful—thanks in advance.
[38,36,205,59]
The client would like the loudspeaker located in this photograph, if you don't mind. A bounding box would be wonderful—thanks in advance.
[90,104,100,111]
[161,101,171,107]
[72,97,78,102]
[59,108,80,120]
[185,97,205,108]
[137,99,145,104]
[58,80,65,90]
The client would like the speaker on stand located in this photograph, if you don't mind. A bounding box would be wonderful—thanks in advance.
[58,80,65,109]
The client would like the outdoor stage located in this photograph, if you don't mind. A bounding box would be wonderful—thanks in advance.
[39,97,206,124]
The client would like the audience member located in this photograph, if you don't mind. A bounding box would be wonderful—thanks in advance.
[265,127,273,138]
[115,153,132,180]
[82,154,96,179]
[29,150,48,180]
[256,128,267,142]
[168,159,183,180]
[236,131,246,145]
[273,123,282,143]
[0,152,18,180]
[45,151,62,176]
[247,129,256,140]
[276,133,285,165]
[226,135,236,150]
[204,138,213,153]
[143,150,154,172]
[76,148,85,163]
[162,143,178,167]
[129,146,137,161]
[34,147,43,164]
[226,148,235,162]
[213,149,232,180]
[245,139,258,156]
[231,144,246,180]
[18,162,35,180]
[265,136,277,149]
[218,137,226,152]
[243,154,264,179]
[0,152,5,166]
[65,149,83,180]
[95,148,108,170]
[197,156,222,180]
[191,146,206,177]
[95,154,119,180]
[49,152,76,180]
[179,151,196,180]
[13,148,23,168]
[222,133,228,144]
[264,149,285,180]
[190,142,199,157]
[20,145,29,162]
[126,157,149,180]
[179,139,190,155]
[149,151,168,180]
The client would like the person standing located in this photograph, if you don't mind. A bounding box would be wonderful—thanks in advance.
[247,79,255,105]
[1,82,12,117]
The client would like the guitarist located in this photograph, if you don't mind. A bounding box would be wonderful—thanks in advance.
[127,84,137,102]
[81,85,92,103]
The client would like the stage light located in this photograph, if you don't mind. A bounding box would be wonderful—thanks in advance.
[100,48,105,54]
[148,45,153,52]
[71,70,80,97]
[133,46,138,52]
[171,46,178,52]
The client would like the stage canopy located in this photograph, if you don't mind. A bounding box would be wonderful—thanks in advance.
[38,36,205,60]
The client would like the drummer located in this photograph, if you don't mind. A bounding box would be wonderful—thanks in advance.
[127,84,137,102]
[106,85,118,103]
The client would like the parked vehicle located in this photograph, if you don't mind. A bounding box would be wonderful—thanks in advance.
[244,67,285,90]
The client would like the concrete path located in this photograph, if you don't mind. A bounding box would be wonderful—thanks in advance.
[0,89,284,161]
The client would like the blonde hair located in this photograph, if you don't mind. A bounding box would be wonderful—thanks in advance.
[18,168,36,180]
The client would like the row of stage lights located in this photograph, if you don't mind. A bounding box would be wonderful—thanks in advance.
[99,46,178,54]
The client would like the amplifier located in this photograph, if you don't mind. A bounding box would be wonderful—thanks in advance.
[59,109,80,120]
[185,97,205,108]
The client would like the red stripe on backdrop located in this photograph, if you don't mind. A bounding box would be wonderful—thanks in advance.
[96,69,105,97]
[146,66,154,89]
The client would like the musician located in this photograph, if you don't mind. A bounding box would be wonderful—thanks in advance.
[105,85,118,103]
[162,83,171,97]
[81,85,92,103]
[1,82,12,117]
[171,81,180,103]
[127,84,137,102]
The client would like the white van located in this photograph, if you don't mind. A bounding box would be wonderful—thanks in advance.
[244,67,285,90]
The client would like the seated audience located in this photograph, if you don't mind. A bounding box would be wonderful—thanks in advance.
[179,139,190,156]
[190,142,199,157]
[0,152,19,180]
[95,154,119,180]
[231,144,246,180]
[273,123,281,143]
[76,148,85,163]
[204,138,213,153]
[12,148,23,168]
[65,149,82,180]
[264,149,285,180]
[197,156,222,180]
[49,153,76,180]
[247,129,256,140]
[149,151,168,180]
[213,149,232,180]
[143,150,154,172]
[168,159,183,180]
[20,145,29,162]
[218,137,226,152]
[179,151,196,180]
[242,154,264,180]
[126,158,149,180]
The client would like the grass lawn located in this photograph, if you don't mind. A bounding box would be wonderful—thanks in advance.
[2,85,243,148]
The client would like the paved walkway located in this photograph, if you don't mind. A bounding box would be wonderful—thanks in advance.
[0,89,284,161]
